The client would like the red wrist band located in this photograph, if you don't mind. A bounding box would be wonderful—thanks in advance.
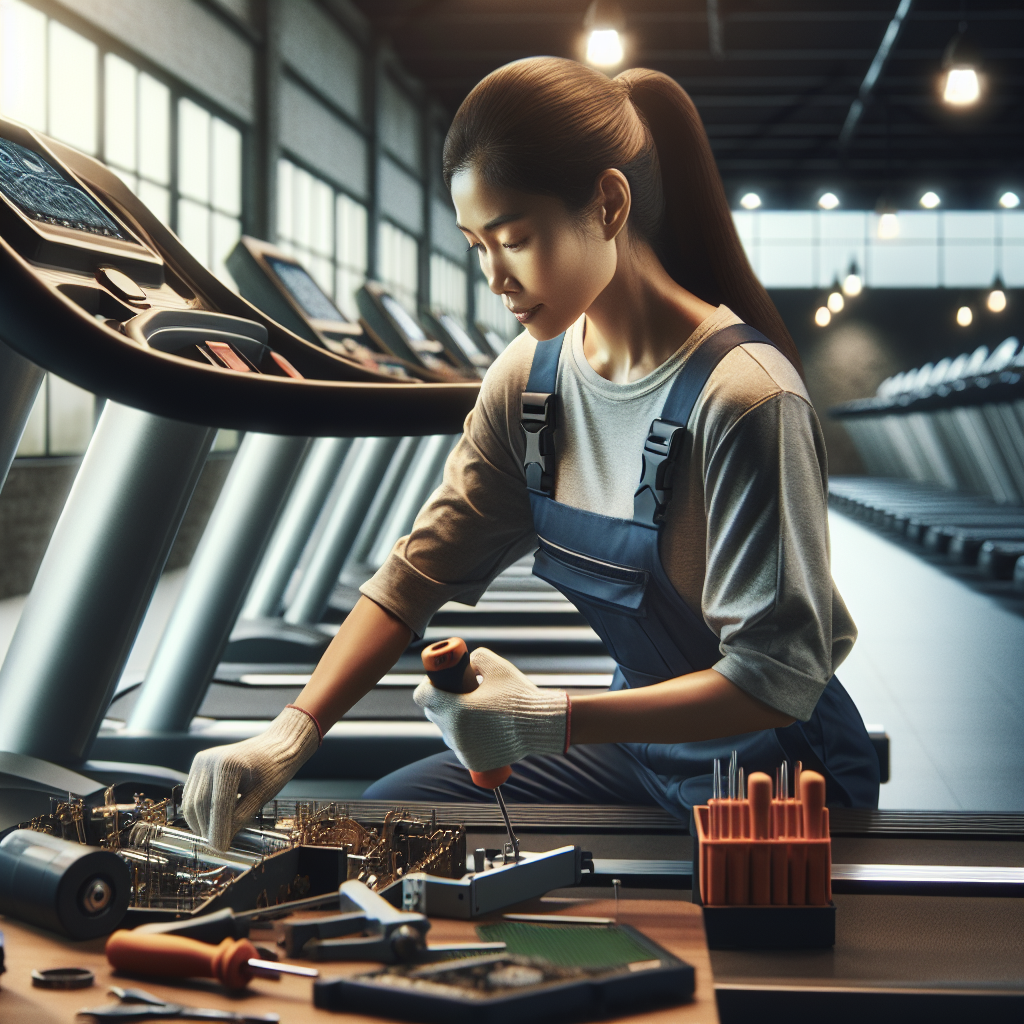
[286,704,323,746]
[564,694,572,753]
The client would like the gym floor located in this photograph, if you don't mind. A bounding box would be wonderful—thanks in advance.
[2,512,1020,812]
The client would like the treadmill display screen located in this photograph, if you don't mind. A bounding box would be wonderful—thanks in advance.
[0,138,128,240]
[266,256,347,323]
[438,312,485,358]
[381,293,427,342]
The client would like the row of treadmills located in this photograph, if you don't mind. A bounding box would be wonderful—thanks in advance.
[829,336,1024,590]
[0,113,608,819]
[0,118,1021,1023]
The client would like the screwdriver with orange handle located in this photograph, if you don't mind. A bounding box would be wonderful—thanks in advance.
[106,930,318,990]
[422,637,520,862]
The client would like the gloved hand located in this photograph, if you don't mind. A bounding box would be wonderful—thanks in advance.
[413,647,568,772]
[182,706,320,850]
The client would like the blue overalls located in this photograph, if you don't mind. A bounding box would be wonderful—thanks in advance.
[519,323,880,815]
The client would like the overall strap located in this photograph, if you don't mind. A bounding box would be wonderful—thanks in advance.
[521,333,565,495]
[634,324,776,528]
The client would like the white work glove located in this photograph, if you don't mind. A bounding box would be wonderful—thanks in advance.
[414,647,568,772]
[182,706,320,850]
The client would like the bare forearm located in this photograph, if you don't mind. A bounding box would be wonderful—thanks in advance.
[570,670,795,745]
[293,596,412,729]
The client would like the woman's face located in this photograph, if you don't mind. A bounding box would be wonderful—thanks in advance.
[451,166,620,341]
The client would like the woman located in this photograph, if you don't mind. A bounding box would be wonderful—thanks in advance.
[183,58,879,851]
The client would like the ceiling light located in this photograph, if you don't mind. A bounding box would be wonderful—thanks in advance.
[877,212,899,239]
[987,288,1006,314]
[944,68,980,105]
[740,192,761,210]
[584,1,625,68]
[842,262,863,297]
[999,191,1020,209]
[827,291,845,314]
[818,193,840,210]
[587,29,623,67]
[920,191,941,209]
[815,307,832,327]
[956,306,973,327]
[942,24,981,106]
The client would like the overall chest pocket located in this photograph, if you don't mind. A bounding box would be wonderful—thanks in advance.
[533,540,649,616]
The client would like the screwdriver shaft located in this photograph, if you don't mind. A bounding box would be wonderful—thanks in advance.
[247,958,318,978]
[493,785,520,862]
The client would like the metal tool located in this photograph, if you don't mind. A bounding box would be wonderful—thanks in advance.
[78,987,279,1022]
[421,637,521,862]
[133,892,343,943]
[105,930,318,990]
[728,749,738,799]
[276,879,505,963]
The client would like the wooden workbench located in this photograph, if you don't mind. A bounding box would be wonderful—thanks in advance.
[0,898,718,1023]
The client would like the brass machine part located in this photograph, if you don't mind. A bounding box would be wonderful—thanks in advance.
[17,797,466,915]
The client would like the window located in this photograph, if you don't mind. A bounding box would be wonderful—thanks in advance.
[0,1,246,457]
[429,254,467,323]
[276,157,368,320]
[735,210,1024,289]
[377,220,419,315]
[177,98,242,286]
[104,53,171,225]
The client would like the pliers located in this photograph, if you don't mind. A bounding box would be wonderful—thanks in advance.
[78,987,279,1022]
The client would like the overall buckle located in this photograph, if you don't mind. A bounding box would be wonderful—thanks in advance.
[521,391,557,494]
[633,418,685,528]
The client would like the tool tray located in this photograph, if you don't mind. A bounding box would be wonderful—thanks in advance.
[692,803,835,949]
[313,922,694,1023]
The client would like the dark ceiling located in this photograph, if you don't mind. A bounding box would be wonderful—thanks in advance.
[352,0,1024,210]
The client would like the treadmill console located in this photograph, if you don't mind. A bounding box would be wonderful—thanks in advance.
[357,281,467,379]
[421,309,496,377]
[0,127,160,284]
[226,236,415,379]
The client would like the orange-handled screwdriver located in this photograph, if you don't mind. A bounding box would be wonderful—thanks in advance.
[106,930,318,990]
[422,637,520,862]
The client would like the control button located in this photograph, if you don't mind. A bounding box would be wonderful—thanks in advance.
[97,266,147,303]
[206,340,252,372]
[270,351,304,379]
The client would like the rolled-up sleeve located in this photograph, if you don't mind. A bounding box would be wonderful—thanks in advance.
[360,342,538,637]
[702,391,854,721]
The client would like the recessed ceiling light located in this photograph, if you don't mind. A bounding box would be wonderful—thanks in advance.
[956,306,973,327]
[586,29,623,66]
[818,193,839,210]
[877,212,899,239]
[999,191,1020,209]
[920,191,941,209]
[944,67,980,105]
[584,1,626,67]
[740,193,761,210]
[814,306,831,327]
[987,289,1006,313]
[842,269,863,297]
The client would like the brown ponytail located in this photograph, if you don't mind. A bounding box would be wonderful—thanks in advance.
[443,57,803,375]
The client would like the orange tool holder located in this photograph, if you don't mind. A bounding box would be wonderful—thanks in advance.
[693,769,835,950]
[421,637,512,790]
[695,770,831,908]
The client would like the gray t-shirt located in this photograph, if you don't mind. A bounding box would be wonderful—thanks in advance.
[362,306,857,721]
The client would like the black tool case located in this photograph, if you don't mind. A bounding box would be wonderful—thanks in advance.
[313,946,694,1023]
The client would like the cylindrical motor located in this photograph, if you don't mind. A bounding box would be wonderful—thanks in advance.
[0,829,130,939]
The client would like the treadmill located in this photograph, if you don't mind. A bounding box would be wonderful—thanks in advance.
[0,118,476,827]
[113,247,604,782]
